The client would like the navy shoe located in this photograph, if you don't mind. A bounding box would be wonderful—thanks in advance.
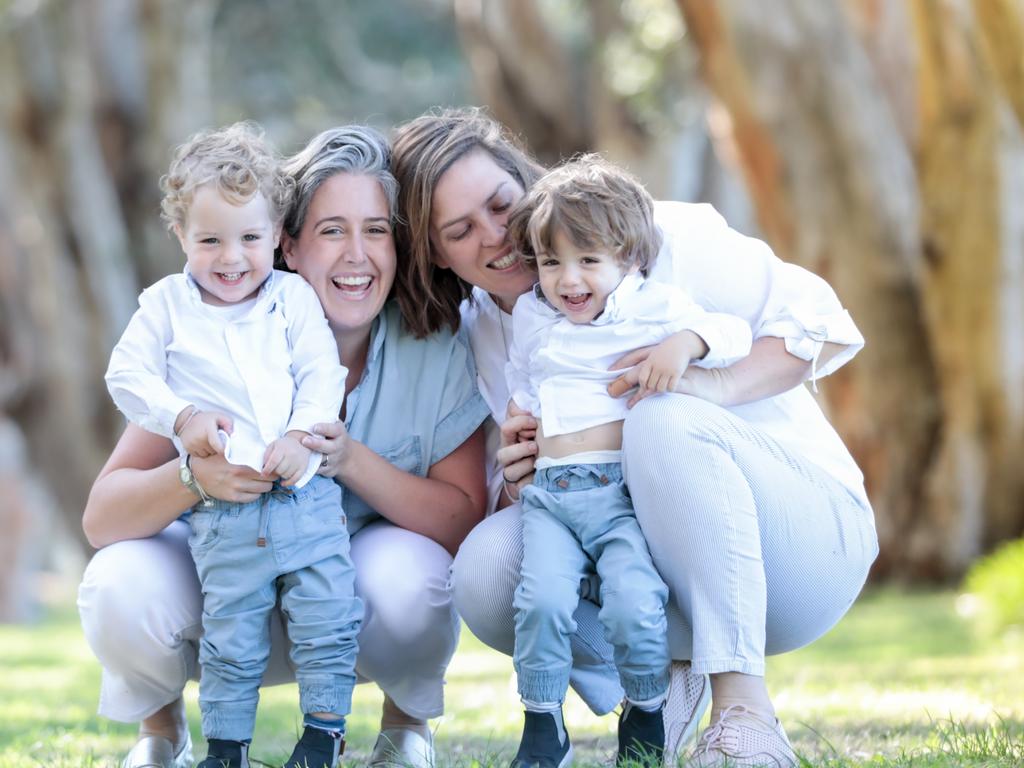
[198,739,250,768]
[510,710,573,768]
[617,703,665,766]
[284,725,345,768]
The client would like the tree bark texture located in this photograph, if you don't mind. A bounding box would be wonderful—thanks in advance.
[0,0,217,601]
[675,0,1024,578]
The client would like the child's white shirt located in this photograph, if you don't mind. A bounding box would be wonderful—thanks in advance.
[505,272,752,438]
[106,267,346,488]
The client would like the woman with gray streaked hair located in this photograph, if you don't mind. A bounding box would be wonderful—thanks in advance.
[78,124,489,768]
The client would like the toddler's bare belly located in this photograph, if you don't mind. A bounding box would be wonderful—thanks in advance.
[535,419,623,459]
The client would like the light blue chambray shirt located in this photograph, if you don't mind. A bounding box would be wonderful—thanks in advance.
[340,300,490,535]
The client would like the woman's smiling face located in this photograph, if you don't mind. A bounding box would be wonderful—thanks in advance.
[429,150,536,311]
[282,173,396,337]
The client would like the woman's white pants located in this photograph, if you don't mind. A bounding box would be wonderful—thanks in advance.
[451,395,878,712]
[77,519,457,722]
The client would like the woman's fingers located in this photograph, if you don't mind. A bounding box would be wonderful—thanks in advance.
[500,413,538,446]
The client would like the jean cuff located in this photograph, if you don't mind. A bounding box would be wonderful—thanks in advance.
[200,698,257,741]
[298,676,354,717]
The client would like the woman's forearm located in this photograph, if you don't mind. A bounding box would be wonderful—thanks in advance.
[720,337,846,406]
[82,453,196,548]
[336,428,487,555]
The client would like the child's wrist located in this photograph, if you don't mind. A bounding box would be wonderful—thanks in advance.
[174,405,198,436]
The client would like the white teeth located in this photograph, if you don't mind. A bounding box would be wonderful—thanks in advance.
[332,276,372,287]
[219,272,243,281]
[490,253,518,270]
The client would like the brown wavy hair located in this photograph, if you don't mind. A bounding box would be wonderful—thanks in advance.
[506,154,661,277]
[391,107,545,338]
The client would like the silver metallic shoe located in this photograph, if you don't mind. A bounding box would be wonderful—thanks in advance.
[367,727,435,768]
[121,731,194,768]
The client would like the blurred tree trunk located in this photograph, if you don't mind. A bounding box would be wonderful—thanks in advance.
[451,0,749,217]
[0,0,216,612]
[673,0,1024,578]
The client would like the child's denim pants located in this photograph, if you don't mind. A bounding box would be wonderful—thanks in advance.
[513,462,670,706]
[187,474,362,741]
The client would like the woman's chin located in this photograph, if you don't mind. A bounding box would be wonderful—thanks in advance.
[324,291,386,336]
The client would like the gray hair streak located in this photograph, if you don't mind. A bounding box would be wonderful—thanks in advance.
[281,125,398,238]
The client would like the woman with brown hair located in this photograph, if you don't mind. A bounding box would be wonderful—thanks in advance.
[391,107,877,768]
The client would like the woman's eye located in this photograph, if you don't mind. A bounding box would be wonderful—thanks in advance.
[448,226,471,242]
[321,226,343,236]
[367,226,390,236]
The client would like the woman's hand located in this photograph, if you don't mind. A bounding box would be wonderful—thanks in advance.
[190,452,275,503]
[498,401,538,503]
[301,420,355,480]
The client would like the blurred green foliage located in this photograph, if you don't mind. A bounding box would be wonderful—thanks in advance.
[210,0,471,150]
[963,537,1024,636]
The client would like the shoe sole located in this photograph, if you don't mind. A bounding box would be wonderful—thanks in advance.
[663,665,712,762]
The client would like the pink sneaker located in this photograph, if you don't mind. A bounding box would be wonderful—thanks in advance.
[664,661,712,763]
[686,705,797,768]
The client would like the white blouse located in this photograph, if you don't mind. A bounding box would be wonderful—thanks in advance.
[506,273,752,437]
[106,268,346,487]
[462,200,868,512]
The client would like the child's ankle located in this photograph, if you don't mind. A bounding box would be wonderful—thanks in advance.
[304,713,346,734]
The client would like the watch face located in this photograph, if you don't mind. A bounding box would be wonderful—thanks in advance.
[179,466,191,485]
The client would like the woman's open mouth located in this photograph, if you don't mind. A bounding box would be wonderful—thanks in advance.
[487,251,519,271]
[331,274,374,299]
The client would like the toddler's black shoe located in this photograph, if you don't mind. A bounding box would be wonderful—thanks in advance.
[283,724,345,768]
[198,739,250,768]
[617,703,666,766]
[510,710,573,768]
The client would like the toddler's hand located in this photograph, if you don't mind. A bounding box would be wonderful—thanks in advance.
[262,432,312,486]
[177,408,233,457]
[608,331,709,407]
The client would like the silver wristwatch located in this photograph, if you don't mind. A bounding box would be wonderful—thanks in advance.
[179,453,214,507]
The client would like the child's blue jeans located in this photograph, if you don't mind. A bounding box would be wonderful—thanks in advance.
[187,474,361,741]
[513,462,670,705]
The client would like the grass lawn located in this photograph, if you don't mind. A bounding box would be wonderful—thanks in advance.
[0,584,1020,766]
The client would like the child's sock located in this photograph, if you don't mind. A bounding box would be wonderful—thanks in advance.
[303,713,346,734]
[521,698,563,714]
[626,690,667,713]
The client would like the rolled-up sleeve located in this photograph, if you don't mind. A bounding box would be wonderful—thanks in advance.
[654,201,864,382]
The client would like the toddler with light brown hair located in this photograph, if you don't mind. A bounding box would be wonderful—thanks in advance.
[105,122,359,768]
[501,154,752,768]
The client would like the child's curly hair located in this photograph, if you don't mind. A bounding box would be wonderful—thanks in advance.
[159,122,294,233]
[507,153,662,276]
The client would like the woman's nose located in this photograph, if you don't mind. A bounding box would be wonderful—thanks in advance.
[482,214,507,247]
[342,234,367,264]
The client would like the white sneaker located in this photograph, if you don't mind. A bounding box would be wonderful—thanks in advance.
[686,705,797,768]
[663,661,712,763]
[121,731,194,768]
[368,727,435,768]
